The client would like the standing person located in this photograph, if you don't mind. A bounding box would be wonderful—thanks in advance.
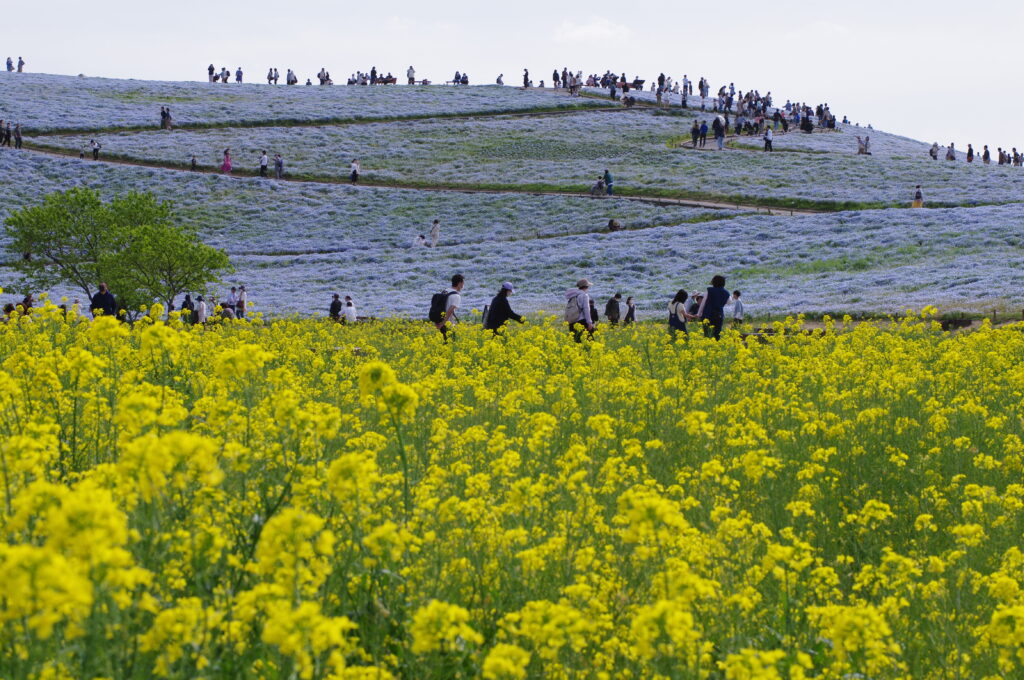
[763,126,773,152]
[349,159,360,183]
[523,69,529,87]
[195,295,208,324]
[496,74,504,85]
[236,285,247,318]
[429,219,441,247]
[259,150,269,177]
[690,120,700,148]
[235,67,243,83]
[90,139,101,160]
[983,145,991,164]
[429,273,464,341]
[343,296,357,323]
[696,274,730,340]
[274,153,284,179]
[221,148,233,174]
[912,185,924,208]
[699,121,708,147]
[267,68,274,84]
[273,68,279,84]
[190,155,198,171]
[180,294,195,323]
[226,286,238,311]
[13,124,22,150]
[407,65,416,85]
[603,169,613,196]
[17,57,24,73]
[967,144,975,163]
[329,293,342,321]
[668,289,689,337]
[89,282,117,318]
[945,143,956,161]
[564,279,594,343]
[484,282,524,333]
[929,142,939,160]
[623,296,637,325]
[731,290,744,327]
[604,293,622,325]
[208,63,216,82]
[5,57,12,72]
[713,117,725,150]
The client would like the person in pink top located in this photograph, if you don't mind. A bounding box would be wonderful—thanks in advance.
[221,148,232,174]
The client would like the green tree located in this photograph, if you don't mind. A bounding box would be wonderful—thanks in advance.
[5,188,231,314]
[102,222,232,311]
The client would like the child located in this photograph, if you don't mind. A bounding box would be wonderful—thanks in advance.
[731,290,744,327]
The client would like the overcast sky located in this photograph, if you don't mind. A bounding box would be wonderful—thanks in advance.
[4,0,1022,151]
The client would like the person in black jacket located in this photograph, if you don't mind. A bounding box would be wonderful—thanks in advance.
[329,293,342,321]
[89,282,117,318]
[484,282,524,333]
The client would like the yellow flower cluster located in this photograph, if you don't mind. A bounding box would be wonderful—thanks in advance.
[1,303,1024,679]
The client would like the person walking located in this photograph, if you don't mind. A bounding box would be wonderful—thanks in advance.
[565,279,594,343]
[696,274,731,340]
[983,145,991,164]
[429,219,441,247]
[430,274,464,341]
[350,159,360,183]
[623,296,636,325]
[912,185,924,208]
[604,293,622,325]
[668,289,689,337]
[89,282,117,318]
[731,290,744,327]
[13,124,22,150]
[221,148,233,174]
[343,296,357,323]
[603,169,613,196]
[90,139,101,160]
[690,120,700,148]
[329,293,342,321]
[236,285,247,318]
[763,126,773,152]
[700,121,709,148]
[484,282,524,333]
[274,153,284,179]
[259,150,269,177]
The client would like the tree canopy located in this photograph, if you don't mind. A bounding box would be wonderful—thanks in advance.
[4,188,232,313]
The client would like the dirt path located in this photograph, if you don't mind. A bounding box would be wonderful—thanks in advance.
[19,142,822,216]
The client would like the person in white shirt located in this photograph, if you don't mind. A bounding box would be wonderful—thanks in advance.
[259,151,269,177]
[350,159,360,183]
[413,234,427,247]
[343,296,357,323]
[227,287,238,309]
[731,290,744,327]
[407,66,416,85]
[763,128,773,152]
[237,286,247,318]
[196,295,208,324]
[436,273,464,341]
[429,219,441,247]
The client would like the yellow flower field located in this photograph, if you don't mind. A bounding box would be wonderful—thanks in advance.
[1,303,1023,679]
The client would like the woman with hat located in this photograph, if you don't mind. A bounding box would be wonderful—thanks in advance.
[484,282,524,334]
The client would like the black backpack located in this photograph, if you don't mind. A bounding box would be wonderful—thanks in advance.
[428,290,453,323]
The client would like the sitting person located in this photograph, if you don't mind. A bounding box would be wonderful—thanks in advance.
[623,95,637,108]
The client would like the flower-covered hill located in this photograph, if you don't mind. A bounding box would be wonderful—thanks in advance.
[0,72,605,132]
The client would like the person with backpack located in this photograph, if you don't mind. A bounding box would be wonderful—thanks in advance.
[696,274,731,340]
[484,282,524,334]
[668,289,690,337]
[430,274,464,341]
[565,279,594,343]
[604,293,622,325]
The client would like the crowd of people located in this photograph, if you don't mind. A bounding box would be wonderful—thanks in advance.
[0,120,22,148]
[424,273,745,343]
[934,142,1023,166]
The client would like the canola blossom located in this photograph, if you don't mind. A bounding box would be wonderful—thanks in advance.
[1,303,1024,679]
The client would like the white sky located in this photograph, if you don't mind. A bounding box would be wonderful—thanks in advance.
[5,0,1023,152]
